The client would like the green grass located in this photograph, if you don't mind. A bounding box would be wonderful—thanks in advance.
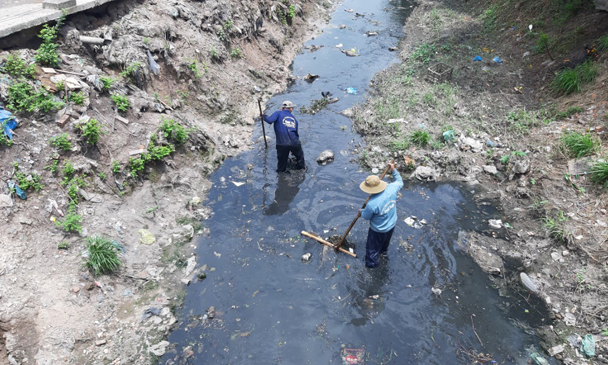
[598,35,608,51]
[543,214,569,242]
[85,236,123,275]
[410,129,430,146]
[551,61,598,95]
[561,131,600,158]
[556,106,582,120]
[482,6,498,31]
[591,159,608,187]
[49,133,72,151]
[506,109,551,134]
[2,54,36,78]
[390,139,410,152]
[411,43,437,65]
[55,208,82,233]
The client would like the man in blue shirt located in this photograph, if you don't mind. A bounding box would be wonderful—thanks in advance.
[359,162,403,268]
[263,101,306,173]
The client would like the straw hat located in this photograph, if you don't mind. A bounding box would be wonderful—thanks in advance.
[359,175,387,194]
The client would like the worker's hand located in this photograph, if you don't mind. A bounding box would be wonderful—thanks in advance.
[387,162,396,172]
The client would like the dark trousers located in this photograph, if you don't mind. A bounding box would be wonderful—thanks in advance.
[365,227,395,268]
[276,144,305,173]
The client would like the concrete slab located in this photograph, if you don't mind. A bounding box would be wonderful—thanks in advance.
[0,0,118,41]
[43,0,77,10]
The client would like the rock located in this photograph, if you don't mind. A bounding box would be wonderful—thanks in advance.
[551,252,561,261]
[520,272,539,293]
[483,165,497,174]
[301,253,312,262]
[564,312,576,326]
[512,159,530,174]
[316,150,334,165]
[488,219,502,229]
[149,341,170,357]
[458,135,484,153]
[0,194,13,207]
[411,166,437,181]
[206,306,216,319]
[95,339,107,346]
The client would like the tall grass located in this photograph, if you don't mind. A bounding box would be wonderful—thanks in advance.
[85,236,123,275]
[552,61,598,95]
[410,129,430,146]
[591,159,608,187]
[561,132,600,158]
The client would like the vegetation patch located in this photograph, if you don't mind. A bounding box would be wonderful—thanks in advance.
[85,236,123,275]
[561,131,600,158]
[7,82,64,113]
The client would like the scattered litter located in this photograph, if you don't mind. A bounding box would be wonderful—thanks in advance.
[492,56,502,64]
[344,8,354,12]
[431,287,442,296]
[232,181,245,187]
[214,251,221,258]
[523,51,530,58]
[530,353,549,365]
[567,334,582,347]
[141,307,162,321]
[580,334,595,358]
[147,50,160,75]
[404,216,426,229]
[345,87,358,94]
[520,272,538,293]
[8,181,26,200]
[301,253,312,262]
[473,56,482,62]
[339,24,346,29]
[365,31,378,36]
[443,130,455,142]
[335,43,343,48]
[1,108,17,139]
[341,348,364,364]
[341,48,359,57]
[488,219,502,229]
[304,73,319,82]
[138,229,156,245]
[529,24,533,31]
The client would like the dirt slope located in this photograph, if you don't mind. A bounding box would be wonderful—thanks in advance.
[0,0,331,363]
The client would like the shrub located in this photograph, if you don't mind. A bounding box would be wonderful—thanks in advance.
[120,62,141,81]
[78,118,102,144]
[85,236,123,275]
[111,94,130,112]
[111,160,122,173]
[148,143,175,160]
[128,155,148,178]
[3,54,36,78]
[49,133,72,151]
[230,48,243,59]
[55,208,82,233]
[561,131,600,158]
[7,82,64,113]
[14,170,43,192]
[35,16,64,66]
[62,160,75,179]
[410,129,430,146]
[159,118,189,146]
[535,33,556,59]
[591,159,608,187]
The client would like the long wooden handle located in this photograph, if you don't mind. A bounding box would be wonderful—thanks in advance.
[335,164,392,250]
[301,231,357,258]
[258,99,268,149]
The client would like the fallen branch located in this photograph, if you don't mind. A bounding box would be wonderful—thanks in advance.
[471,315,484,348]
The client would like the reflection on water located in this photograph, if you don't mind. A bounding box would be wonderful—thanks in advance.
[264,170,306,216]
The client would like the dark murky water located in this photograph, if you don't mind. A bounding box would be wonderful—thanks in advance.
[163,0,553,363]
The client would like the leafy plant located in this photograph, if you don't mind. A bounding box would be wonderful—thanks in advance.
[543,215,569,242]
[99,76,114,92]
[3,54,36,78]
[390,139,410,152]
[561,131,600,158]
[111,160,122,173]
[69,91,85,105]
[78,118,102,144]
[111,94,131,112]
[500,154,510,165]
[535,33,556,59]
[482,6,498,31]
[85,236,123,275]
[159,118,189,146]
[128,155,148,178]
[591,159,608,187]
[62,160,75,179]
[49,133,72,152]
[120,62,141,82]
[288,4,296,19]
[7,82,64,113]
[148,143,175,161]
[35,15,64,66]
[411,43,437,64]
[410,129,430,146]
[58,241,69,250]
[14,169,43,192]
[230,48,243,59]
[187,59,205,78]
[98,172,106,180]
[45,158,59,174]
[55,208,82,233]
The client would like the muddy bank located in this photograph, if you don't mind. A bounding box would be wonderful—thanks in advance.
[352,0,608,362]
[0,0,332,363]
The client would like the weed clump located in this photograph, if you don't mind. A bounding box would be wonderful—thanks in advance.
[551,61,598,95]
[56,207,83,233]
[2,54,36,78]
[78,118,103,145]
[561,131,600,158]
[591,159,608,187]
[85,236,123,275]
[111,94,131,112]
[410,129,430,147]
[49,133,72,152]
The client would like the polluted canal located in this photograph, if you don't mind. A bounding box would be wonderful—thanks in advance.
[163,0,553,363]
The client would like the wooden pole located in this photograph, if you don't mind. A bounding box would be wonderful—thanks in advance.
[335,164,392,250]
[258,99,268,149]
[301,231,357,257]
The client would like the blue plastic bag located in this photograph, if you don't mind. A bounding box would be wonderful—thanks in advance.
[492,56,502,64]
[345,87,358,95]
[8,180,26,200]
[473,56,482,62]
[0,107,17,139]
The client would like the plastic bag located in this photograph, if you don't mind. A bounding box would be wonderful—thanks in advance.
[147,50,160,75]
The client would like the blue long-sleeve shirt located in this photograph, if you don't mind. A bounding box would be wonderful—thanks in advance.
[264,110,300,146]
[360,169,404,232]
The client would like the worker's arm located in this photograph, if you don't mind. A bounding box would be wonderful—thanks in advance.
[360,204,374,220]
[264,111,280,124]
[391,168,403,189]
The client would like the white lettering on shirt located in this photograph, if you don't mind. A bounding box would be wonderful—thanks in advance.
[282,116,296,129]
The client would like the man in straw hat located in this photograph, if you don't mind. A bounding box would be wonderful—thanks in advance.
[359,162,403,268]
[263,101,306,173]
